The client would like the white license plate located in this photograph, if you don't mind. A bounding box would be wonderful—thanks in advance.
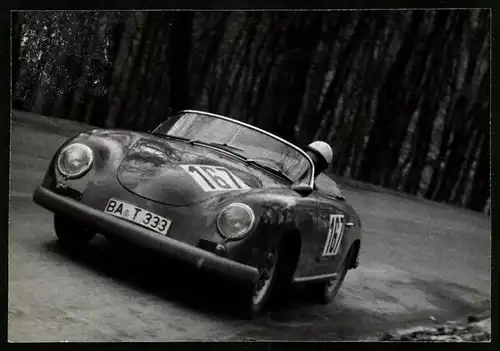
[104,198,172,236]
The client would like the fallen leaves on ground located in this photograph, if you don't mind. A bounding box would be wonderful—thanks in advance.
[373,315,491,342]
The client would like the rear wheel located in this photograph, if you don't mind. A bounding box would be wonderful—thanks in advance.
[309,252,350,305]
[54,214,95,251]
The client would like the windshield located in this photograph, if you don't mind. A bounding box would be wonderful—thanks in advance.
[154,111,314,184]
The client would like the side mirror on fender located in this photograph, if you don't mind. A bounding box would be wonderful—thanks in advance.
[291,183,313,196]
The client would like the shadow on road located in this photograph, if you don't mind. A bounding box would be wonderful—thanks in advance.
[41,235,316,321]
[43,237,245,319]
[40,234,490,341]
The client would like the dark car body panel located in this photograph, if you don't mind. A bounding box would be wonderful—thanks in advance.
[33,186,259,283]
[116,137,287,206]
[35,118,361,283]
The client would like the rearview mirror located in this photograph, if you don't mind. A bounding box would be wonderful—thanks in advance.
[291,183,313,196]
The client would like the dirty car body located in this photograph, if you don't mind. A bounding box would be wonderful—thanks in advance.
[33,110,362,314]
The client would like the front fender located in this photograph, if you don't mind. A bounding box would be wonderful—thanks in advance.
[41,129,143,194]
[207,190,315,268]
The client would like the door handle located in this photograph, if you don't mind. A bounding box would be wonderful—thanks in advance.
[345,222,354,228]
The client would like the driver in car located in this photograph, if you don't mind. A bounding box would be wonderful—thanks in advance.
[305,141,333,180]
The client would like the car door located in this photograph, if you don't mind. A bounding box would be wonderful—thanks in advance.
[293,187,354,280]
[314,192,353,268]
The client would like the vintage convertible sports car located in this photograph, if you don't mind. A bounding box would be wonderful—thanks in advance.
[33,109,362,317]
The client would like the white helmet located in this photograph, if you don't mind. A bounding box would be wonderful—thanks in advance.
[307,141,333,166]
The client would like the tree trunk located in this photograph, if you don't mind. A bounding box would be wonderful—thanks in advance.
[426,10,489,200]
[357,10,425,185]
[253,16,291,128]
[467,132,489,211]
[244,13,273,121]
[193,13,230,107]
[106,12,148,128]
[124,13,171,130]
[68,33,93,122]
[434,109,482,203]
[304,12,371,142]
[247,15,287,126]
[335,14,386,175]
[425,96,466,200]
[434,53,489,203]
[168,11,195,111]
[223,13,262,116]
[404,11,458,195]
[119,13,166,129]
[351,13,404,179]
[33,59,54,114]
[451,131,482,205]
[145,22,175,129]
[270,12,323,143]
[210,15,251,112]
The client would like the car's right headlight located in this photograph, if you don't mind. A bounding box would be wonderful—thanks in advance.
[57,143,94,179]
[217,203,255,240]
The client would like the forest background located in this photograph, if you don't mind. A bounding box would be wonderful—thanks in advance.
[11,10,491,213]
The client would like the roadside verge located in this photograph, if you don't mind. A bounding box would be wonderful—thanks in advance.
[364,313,491,342]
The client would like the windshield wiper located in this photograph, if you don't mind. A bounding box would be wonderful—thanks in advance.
[151,133,245,158]
[245,159,294,183]
[151,132,191,142]
[189,139,245,156]
[206,141,244,153]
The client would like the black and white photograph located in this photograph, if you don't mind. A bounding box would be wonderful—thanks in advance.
[9,9,491,342]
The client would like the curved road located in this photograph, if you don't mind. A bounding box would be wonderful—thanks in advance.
[8,112,491,341]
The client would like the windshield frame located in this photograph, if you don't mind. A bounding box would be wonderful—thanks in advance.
[154,109,316,188]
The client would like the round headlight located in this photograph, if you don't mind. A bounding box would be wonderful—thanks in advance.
[57,143,94,178]
[217,203,255,239]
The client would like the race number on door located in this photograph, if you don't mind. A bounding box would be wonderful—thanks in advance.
[322,214,345,257]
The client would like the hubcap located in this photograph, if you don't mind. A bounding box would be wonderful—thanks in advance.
[252,250,277,305]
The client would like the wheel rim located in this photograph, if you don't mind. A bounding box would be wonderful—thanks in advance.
[252,249,278,306]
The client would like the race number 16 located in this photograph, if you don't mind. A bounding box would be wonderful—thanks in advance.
[322,214,345,257]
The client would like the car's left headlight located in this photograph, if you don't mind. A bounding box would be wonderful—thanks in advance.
[217,203,255,239]
[57,143,94,179]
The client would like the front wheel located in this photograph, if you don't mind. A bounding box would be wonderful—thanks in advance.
[252,247,280,314]
[54,214,95,251]
[237,244,286,319]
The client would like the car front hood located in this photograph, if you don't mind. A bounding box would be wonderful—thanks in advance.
[117,136,286,206]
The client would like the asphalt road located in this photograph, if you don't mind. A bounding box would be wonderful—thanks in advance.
[8,113,491,341]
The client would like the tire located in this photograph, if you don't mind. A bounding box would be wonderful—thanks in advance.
[54,214,95,251]
[309,251,350,305]
[237,241,290,319]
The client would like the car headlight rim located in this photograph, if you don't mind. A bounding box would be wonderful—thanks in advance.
[216,202,255,239]
[56,143,94,179]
